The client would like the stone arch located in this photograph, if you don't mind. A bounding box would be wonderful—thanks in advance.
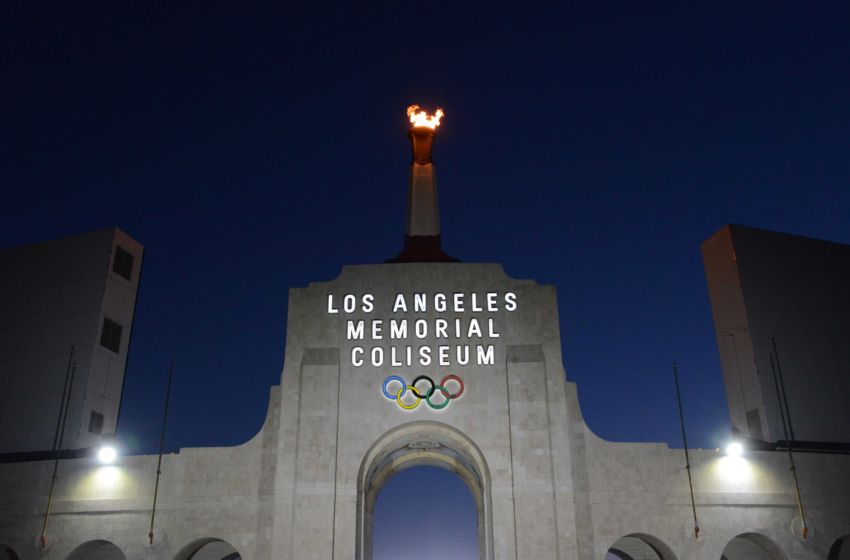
[720,533,788,560]
[66,540,126,560]
[829,535,850,560]
[355,420,494,560]
[0,544,20,560]
[605,533,677,560]
[173,538,242,560]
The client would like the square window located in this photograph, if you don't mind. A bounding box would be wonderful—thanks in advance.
[746,408,763,440]
[100,318,122,353]
[112,246,134,281]
[88,411,104,434]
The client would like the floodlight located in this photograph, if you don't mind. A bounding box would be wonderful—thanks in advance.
[725,441,743,457]
[97,445,118,464]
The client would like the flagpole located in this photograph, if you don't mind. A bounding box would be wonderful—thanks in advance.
[769,353,807,539]
[672,363,700,539]
[41,358,77,548]
[149,358,174,545]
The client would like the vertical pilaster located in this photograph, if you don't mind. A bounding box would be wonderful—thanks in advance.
[290,348,340,559]
[506,345,561,558]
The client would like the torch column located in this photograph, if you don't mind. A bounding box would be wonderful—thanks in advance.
[407,126,440,237]
[389,105,457,262]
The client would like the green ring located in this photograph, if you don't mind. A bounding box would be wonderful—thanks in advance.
[426,385,450,409]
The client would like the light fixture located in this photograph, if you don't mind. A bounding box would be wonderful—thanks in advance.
[726,441,743,457]
[97,444,118,464]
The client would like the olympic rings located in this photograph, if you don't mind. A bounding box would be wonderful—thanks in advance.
[381,374,465,410]
[410,375,436,399]
[382,375,405,399]
[437,374,464,399]
[426,385,450,409]
[396,384,421,410]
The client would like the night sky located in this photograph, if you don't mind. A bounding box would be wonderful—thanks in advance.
[3,3,850,557]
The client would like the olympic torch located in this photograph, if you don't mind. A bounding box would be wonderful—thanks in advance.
[388,105,456,262]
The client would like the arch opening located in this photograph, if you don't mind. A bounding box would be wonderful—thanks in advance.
[605,533,677,560]
[356,421,494,560]
[829,535,850,560]
[721,533,788,560]
[0,544,20,560]
[373,465,478,559]
[66,540,126,560]
[174,538,242,560]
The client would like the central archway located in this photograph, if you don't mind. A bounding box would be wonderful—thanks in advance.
[355,421,494,560]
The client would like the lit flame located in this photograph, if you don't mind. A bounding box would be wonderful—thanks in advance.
[407,105,444,129]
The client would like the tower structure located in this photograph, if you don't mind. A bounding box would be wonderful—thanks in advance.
[0,228,143,455]
[388,105,456,263]
[702,224,850,445]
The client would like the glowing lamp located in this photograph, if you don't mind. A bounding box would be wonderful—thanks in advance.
[97,445,118,464]
[726,441,743,457]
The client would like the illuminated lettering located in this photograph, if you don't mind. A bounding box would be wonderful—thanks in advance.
[477,345,495,365]
[419,345,432,366]
[371,347,384,367]
[488,318,499,337]
[435,319,448,338]
[351,347,364,367]
[487,292,497,312]
[504,292,517,311]
[456,345,469,365]
[390,320,407,339]
[329,291,518,367]
[347,320,364,340]
[414,293,426,312]
[438,345,450,366]
[362,294,374,313]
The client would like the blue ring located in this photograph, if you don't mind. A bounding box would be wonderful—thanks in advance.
[382,375,406,400]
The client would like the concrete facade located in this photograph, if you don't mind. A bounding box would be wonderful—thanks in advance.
[0,229,143,454]
[702,225,850,444]
[1,262,848,560]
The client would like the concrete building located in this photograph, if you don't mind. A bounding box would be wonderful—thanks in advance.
[702,225,850,445]
[0,228,144,455]
[0,115,848,560]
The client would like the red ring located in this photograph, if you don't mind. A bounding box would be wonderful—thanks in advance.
[439,375,464,399]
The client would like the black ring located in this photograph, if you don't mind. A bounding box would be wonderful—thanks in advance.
[410,375,436,399]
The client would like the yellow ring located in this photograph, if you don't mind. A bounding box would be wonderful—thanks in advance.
[396,385,421,410]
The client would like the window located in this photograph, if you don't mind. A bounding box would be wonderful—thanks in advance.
[746,408,763,440]
[100,318,122,353]
[112,246,134,281]
[88,411,104,434]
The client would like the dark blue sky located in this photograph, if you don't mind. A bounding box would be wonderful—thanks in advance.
[2,5,849,550]
[373,465,478,560]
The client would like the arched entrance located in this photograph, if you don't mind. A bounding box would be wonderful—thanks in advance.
[721,533,788,560]
[173,538,242,560]
[605,533,677,560]
[829,535,850,560]
[372,465,478,559]
[356,421,494,560]
[66,540,125,560]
